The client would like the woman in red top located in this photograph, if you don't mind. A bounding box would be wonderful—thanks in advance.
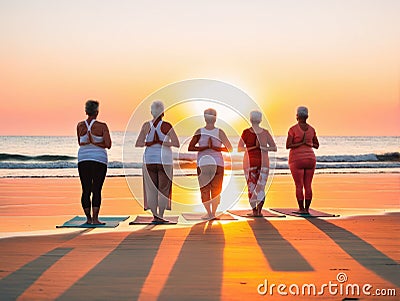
[238,111,277,216]
[286,106,319,214]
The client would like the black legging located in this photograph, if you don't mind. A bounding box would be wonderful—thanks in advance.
[78,161,107,209]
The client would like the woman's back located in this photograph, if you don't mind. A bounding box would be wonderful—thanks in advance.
[288,124,316,163]
[197,127,224,167]
[144,120,173,165]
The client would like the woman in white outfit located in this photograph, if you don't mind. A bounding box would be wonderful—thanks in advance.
[77,100,112,224]
[188,108,233,219]
[135,101,180,223]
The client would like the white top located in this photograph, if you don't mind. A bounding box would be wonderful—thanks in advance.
[143,121,173,165]
[197,127,224,167]
[78,119,108,165]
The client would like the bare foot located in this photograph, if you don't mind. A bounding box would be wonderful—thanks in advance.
[85,217,92,224]
[292,210,308,215]
[201,214,211,220]
[152,216,170,224]
[92,219,106,225]
[247,212,262,217]
[209,214,220,220]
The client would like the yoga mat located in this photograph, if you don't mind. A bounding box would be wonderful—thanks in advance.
[129,215,179,225]
[181,213,237,221]
[270,208,340,218]
[228,209,286,218]
[56,216,129,228]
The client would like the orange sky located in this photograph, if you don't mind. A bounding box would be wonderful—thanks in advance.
[0,0,399,136]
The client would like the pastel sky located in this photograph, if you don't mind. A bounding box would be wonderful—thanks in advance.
[0,0,399,136]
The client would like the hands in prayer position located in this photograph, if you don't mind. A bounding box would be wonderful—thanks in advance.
[208,137,213,149]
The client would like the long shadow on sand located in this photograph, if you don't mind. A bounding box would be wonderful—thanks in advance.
[248,218,314,271]
[0,247,73,300]
[158,221,225,301]
[308,218,399,287]
[0,229,90,300]
[58,229,167,301]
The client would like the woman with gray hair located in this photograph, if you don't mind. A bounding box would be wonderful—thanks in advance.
[286,106,319,214]
[188,108,233,219]
[238,110,277,216]
[135,100,180,223]
[77,100,112,224]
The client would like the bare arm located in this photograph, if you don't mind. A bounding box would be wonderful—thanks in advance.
[312,134,319,149]
[239,141,259,152]
[77,124,85,146]
[261,130,277,152]
[286,132,306,149]
[238,131,262,152]
[214,129,233,152]
[247,139,260,151]
[91,124,112,149]
[188,129,209,152]
[77,123,90,146]
[103,126,112,149]
[135,123,150,147]
[163,127,180,148]
[237,136,246,152]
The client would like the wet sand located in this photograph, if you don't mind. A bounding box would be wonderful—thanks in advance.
[0,174,399,300]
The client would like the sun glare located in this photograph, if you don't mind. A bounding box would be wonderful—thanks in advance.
[191,99,242,124]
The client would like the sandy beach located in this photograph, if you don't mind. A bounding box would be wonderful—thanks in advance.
[1,0,399,299]
[0,173,399,300]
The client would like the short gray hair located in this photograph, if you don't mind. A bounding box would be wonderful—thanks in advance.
[85,100,99,116]
[204,108,217,123]
[297,106,309,118]
[150,100,164,118]
[250,110,262,124]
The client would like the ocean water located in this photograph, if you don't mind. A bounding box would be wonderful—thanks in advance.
[0,133,399,178]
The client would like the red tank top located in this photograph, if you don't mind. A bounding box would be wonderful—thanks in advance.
[241,128,261,167]
[288,124,316,164]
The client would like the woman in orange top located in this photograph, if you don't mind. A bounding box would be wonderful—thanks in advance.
[286,106,319,214]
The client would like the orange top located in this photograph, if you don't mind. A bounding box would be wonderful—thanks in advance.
[288,124,317,164]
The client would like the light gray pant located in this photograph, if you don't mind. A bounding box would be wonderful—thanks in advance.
[143,164,173,217]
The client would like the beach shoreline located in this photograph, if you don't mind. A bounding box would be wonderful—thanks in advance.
[0,173,398,235]
[0,173,399,300]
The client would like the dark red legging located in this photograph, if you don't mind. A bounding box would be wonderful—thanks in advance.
[289,158,316,201]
